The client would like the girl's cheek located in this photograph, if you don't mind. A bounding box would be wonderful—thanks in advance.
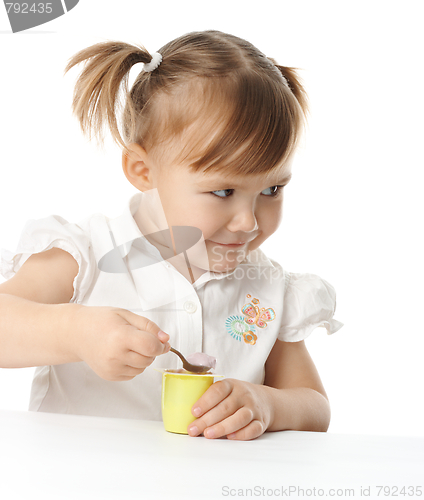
[197,208,225,231]
[265,204,283,233]
[248,234,264,251]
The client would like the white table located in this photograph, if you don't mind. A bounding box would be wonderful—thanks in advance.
[0,410,423,500]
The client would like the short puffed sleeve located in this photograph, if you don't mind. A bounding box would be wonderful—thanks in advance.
[278,272,343,342]
[0,215,95,304]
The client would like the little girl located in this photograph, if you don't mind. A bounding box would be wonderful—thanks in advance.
[0,30,342,440]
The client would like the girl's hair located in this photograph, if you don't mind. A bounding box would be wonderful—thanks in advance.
[65,30,308,176]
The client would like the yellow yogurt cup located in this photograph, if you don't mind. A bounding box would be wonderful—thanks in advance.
[161,371,218,434]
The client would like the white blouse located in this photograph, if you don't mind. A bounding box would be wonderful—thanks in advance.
[0,191,343,420]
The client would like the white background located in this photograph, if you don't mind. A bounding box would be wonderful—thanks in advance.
[0,1,423,438]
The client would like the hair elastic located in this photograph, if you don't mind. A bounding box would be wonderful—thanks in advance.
[143,52,162,73]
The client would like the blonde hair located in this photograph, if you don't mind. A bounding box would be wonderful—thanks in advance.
[65,30,308,176]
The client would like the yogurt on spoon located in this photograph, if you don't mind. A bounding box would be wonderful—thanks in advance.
[186,352,217,371]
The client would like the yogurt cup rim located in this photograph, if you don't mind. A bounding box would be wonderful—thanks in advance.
[154,368,223,378]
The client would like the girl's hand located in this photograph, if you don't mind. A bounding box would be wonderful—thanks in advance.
[70,305,170,381]
[187,379,273,441]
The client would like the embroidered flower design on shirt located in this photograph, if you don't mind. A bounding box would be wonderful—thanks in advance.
[225,294,275,345]
[225,315,256,342]
[243,331,258,345]
[241,298,276,329]
[225,296,276,346]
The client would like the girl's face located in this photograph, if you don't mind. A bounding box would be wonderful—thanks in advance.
[124,142,292,279]
[150,158,292,275]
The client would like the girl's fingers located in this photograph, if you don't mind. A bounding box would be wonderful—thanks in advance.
[116,309,170,352]
[188,380,268,439]
[191,379,234,417]
[125,327,170,357]
[195,407,256,439]
[226,419,265,441]
[112,365,146,381]
[189,405,254,439]
[115,309,161,335]
[125,350,156,369]
[189,397,239,436]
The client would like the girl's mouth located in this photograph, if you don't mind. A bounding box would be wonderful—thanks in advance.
[209,241,246,248]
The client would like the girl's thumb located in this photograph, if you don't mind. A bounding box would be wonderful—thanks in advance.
[117,309,167,341]
[157,330,170,343]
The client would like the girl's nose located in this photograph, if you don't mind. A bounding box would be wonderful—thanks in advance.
[226,204,259,233]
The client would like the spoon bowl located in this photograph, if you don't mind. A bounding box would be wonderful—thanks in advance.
[169,347,212,374]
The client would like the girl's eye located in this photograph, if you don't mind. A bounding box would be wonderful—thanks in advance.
[211,186,284,199]
[261,185,283,197]
[211,189,233,198]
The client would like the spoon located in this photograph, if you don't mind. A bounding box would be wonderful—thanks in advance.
[169,347,212,374]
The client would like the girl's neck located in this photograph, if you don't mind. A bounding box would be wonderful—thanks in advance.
[132,193,206,285]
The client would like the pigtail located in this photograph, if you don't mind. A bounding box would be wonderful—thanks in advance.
[64,41,152,148]
[62,31,310,176]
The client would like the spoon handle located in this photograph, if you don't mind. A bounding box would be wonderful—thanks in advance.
[170,347,186,364]
[169,346,210,373]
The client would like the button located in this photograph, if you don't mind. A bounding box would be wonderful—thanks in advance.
[183,301,197,314]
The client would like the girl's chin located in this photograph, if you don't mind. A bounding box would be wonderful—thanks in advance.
[184,243,249,273]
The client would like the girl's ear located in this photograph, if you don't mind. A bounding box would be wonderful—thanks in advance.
[122,143,154,191]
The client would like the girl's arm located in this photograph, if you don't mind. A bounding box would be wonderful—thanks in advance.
[188,339,330,440]
[0,248,169,378]
[263,339,331,432]
[0,248,82,367]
